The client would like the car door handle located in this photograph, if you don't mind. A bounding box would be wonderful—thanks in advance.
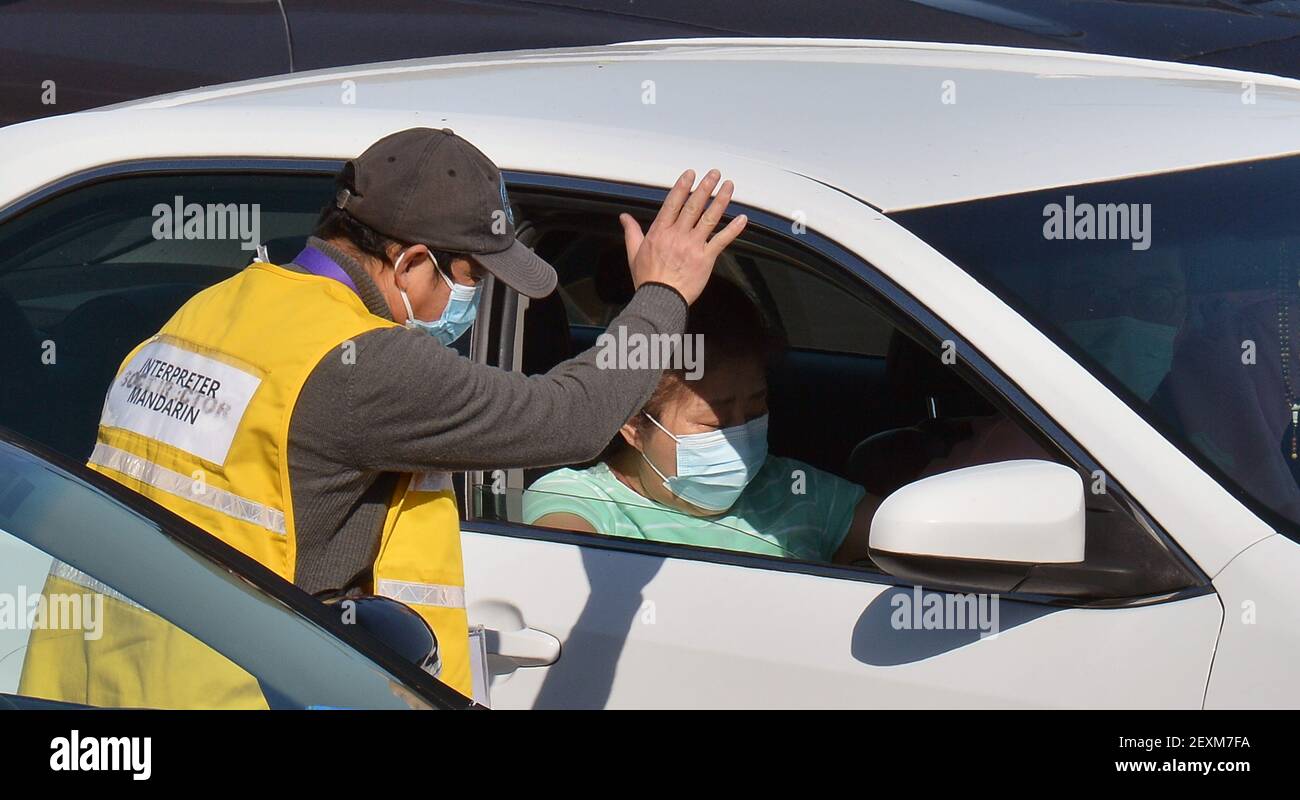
[484,626,560,667]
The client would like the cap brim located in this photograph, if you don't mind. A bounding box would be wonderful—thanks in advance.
[474,239,557,299]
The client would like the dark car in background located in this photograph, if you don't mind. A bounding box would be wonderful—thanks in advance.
[4,0,1300,126]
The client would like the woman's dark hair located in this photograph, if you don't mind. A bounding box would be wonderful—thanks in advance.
[313,176,464,272]
[597,276,784,461]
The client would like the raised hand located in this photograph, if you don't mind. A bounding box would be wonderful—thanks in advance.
[619,169,748,305]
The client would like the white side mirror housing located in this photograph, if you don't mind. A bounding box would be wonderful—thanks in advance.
[869,460,1086,592]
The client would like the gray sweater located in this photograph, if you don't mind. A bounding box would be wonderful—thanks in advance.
[284,237,686,593]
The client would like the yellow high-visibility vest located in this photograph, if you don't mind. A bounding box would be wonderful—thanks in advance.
[19,262,471,706]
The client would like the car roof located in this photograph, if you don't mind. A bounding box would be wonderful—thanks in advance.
[14,38,1300,211]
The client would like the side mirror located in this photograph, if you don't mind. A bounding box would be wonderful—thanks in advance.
[320,593,441,678]
[868,459,1085,593]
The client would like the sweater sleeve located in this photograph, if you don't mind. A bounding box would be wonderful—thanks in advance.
[293,283,688,474]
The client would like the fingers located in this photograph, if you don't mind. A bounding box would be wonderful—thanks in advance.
[696,179,734,237]
[653,169,695,229]
[677,169,721,230]
[619,213,644,267]
[705,214,748,260]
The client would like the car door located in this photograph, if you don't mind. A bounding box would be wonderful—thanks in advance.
[459,174,1224,709]
[0,432,466,710]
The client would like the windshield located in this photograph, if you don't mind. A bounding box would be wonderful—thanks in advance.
[894,155,1300,539]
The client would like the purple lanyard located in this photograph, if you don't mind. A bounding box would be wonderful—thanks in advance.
[293,246,360,296]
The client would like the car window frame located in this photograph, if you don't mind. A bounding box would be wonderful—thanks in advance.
[471,171,1213,610]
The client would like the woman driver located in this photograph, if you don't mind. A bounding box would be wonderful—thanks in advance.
[523,278,877,563]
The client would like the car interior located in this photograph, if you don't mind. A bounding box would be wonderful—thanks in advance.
[500,194,1011,497]
[471,190,1203,599]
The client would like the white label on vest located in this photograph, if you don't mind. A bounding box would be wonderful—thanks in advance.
[412,471,453,493]
[101,340,262,466]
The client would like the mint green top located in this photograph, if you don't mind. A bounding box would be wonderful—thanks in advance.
[522,456,864,561]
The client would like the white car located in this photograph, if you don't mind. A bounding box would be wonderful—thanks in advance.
[2,38,1298,709]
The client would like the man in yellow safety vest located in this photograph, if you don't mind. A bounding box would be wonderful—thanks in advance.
[18,127,747,707]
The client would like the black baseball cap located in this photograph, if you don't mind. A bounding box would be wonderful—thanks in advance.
[335,127,556,298]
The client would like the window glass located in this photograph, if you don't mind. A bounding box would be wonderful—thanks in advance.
[0,172,334,459]
[893,156,1300,541]
[531,223,892,356]
[0,533,269,709]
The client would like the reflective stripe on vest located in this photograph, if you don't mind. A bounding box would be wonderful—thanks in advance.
[376,578,466,610]
[89,443,286,536]
[49,559,147,611]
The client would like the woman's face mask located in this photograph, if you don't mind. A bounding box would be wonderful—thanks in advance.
[638,411,769,513]
[397,251,482,346]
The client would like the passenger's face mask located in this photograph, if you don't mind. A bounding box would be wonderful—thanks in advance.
[639,411,769,513]
[396,250,481,347]
[1063,315,1177,401]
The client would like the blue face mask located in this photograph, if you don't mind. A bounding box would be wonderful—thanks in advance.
[398,252,481,346]
[639,412,769,513]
